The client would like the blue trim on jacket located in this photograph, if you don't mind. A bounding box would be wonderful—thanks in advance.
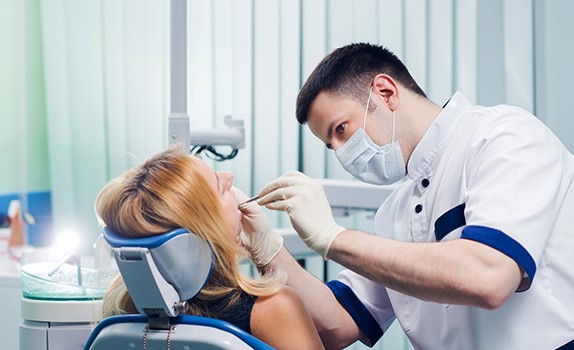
[434,203,466,241]
[557,338,574,350]
[327,280,383,347]
[461,225,536,291]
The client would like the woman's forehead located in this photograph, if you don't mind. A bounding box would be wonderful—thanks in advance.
[189,155,218,188]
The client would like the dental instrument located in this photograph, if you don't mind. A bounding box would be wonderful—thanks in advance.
[240,195,260,206]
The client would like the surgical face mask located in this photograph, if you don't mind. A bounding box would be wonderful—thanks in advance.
[334,86,406,185]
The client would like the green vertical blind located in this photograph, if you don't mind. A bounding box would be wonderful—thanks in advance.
[0,0,49,195]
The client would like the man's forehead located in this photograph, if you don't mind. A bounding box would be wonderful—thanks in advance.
[306,92,334,139]
[307,91,358,141]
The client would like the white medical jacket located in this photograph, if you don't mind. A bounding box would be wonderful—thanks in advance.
[327,92,574,350]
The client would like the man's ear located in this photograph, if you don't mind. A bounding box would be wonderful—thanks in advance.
[372,74,398,111]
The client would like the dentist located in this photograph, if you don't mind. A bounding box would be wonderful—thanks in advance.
[238,43,574,350]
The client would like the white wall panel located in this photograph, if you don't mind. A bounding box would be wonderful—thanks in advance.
[212,0,233,125]
[279,0,302,176]
[534,0,574,151]
[211,0,235,175]
[377,0,404,58]
[16,0,50,194]
[123,0,167,163]
[503,0,534,113]
[403,0,427,91]
[533,0,547,122]
[102,0,128,178]
[353,0,378,43]
[454,0,478,103]
[40,0,75,233]
[477,0,505,106]
[230,0,254,193]
[188,0,214,132]
[301,0,328,178]
[327,0,353,50]
[253,0,281,224]
[0,0,21,192]
[65,0,108,237]
[41,0,169,249]
[41,0,110,241]
[427,0,453,104]
[278,0,303,228]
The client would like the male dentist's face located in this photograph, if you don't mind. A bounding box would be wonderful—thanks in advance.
[307,91,364,151]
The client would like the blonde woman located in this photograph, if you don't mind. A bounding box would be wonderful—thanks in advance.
[95,147,324,350]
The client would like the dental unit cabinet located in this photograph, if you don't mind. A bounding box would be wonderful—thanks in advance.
[18,243,117,350]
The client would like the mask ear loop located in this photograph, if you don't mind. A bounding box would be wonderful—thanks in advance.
[391,110,396,143]
[363,85,374,130]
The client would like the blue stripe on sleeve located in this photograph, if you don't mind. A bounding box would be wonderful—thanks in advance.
[434,203,466,241]
[557,338,574,349]
[461,225,536,291]
[327,280,383,346]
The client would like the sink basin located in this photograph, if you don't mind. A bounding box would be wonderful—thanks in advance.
[21,262,117,301]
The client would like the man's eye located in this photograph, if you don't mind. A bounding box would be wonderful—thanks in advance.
[335,123,345,135]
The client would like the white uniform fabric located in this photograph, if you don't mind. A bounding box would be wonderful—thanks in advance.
[328,92,574,349]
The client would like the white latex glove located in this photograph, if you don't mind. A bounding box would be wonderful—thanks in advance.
[233,187,284,267]
[257,171,345,259]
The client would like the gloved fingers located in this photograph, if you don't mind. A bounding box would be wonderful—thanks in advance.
[257,171,310,198]
[239,230,252,248]
[240,209,268,227]
[238,200,262,214]
[232,187,263,215]
[263,198,294,212]
[257,186,298,207]
[232,186,249,203]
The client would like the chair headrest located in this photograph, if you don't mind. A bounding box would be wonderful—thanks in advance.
[103,227,213,318]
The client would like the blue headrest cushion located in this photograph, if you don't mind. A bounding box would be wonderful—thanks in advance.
[103,227,190,248]
[103,227,214,301]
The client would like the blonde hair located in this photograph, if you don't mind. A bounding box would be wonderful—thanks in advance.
[95,146,285,318]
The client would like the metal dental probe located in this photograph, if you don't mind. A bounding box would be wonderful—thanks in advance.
[240,195,260,206]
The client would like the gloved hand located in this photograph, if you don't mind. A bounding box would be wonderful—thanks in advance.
[233,187,284,267]
[257,171,345,259]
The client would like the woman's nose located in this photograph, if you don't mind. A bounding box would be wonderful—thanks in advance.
[219,172,234,189]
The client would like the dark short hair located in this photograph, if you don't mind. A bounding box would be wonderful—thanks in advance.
[296,43,427,124]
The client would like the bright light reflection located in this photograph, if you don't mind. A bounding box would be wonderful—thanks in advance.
[52,228,80,253]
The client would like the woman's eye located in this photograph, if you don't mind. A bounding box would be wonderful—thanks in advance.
[335,123,345,135]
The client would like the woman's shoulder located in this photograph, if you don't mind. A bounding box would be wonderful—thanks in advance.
[253,286,301,313]
[250,286,324,349]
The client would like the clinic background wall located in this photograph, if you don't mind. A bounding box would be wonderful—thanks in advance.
[29,0,574,244]
[5,0,574,233]
[2,0,574,348]
[0,0,53,245]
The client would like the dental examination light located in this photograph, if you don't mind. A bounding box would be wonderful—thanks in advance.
[168,0,244,161]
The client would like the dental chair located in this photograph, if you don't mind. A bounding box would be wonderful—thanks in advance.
[84,228,274,350]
